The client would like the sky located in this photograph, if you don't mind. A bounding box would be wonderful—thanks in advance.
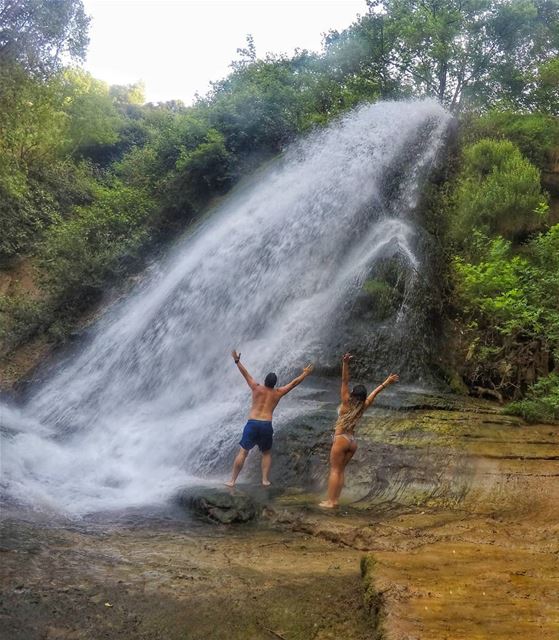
[82,0,368,104]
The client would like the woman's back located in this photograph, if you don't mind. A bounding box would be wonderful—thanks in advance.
[334,401,366,435]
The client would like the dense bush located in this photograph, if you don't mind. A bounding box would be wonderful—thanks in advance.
[464,112,559,168]
[0,295,50,353]
[39,182,155,309]
[504,374,559,423]
[450,139,548,246]
[445,122,558,413]
[451,224,559,399]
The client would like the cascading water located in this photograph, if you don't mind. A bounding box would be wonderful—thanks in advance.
[0,100,450,514]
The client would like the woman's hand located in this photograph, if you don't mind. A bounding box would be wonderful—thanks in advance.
[231,350,241,363]
[342,353,353,363]
[384,373,399,385]
[303,363,314,376]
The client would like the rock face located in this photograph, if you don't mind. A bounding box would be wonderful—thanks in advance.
[176,486,262,524]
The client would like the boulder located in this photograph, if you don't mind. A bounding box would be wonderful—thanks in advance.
[176,486,262,524]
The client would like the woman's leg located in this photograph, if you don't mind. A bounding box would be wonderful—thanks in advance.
[334,442,357,501]
[319,438,348,508]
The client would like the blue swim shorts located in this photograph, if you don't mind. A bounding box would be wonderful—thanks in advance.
[239,419,273,452]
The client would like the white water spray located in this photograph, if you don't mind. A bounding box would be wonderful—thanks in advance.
[1,100,450,514]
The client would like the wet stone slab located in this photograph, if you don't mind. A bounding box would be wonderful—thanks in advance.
[175,486,265,524]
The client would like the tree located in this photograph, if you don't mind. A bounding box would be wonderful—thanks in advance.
[0,0,89,76]
[60,69,122,158]
[326,0,559,111]
[527,58,559,115]
[0,64,67,166]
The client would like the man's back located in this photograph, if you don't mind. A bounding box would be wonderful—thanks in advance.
[248,385,282,421]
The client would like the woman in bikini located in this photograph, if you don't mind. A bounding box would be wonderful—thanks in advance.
[319,353,399,509]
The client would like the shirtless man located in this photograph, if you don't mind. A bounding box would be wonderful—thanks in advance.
[225,350,314,487]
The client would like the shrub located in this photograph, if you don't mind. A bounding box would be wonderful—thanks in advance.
[0,172,61,264]
[173,129,233,201]
[504,374,559,423]
[450,139,548,245]
[0,295,51,352]
[465,112,559,168]
[39,182,154,308]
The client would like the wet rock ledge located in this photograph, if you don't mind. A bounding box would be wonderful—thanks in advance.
[175,486,264,524]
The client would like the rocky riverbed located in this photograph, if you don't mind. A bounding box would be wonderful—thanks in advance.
[1,395,558,639]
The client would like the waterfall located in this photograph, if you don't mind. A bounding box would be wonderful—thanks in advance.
[0,100,450,514]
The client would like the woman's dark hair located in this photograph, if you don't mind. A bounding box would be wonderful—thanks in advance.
[264,372,278,388]
[351,384,367,402]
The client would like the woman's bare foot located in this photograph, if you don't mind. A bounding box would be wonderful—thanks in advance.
[318,500,337,509]
[262,480,272,487]
[224,481,235,488]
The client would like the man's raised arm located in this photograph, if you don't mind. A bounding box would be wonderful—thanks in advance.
[365,373,399,408]
[277,363,314,396]
[231,350,257,390]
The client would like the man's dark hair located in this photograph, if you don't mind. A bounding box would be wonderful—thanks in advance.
[351,384,367,402]
[264,372,278,388]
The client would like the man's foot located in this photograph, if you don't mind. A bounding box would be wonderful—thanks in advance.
[261,480,272,487]
[318,500,337,509]
[224,481,235,488]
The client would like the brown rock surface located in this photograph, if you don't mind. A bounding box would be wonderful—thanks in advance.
[1,402,557,639]
[275,408,559,639]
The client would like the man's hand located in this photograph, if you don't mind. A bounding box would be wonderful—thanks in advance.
[231,350,241,363]
[384,373,399,385]
[303,363,314,376]
[342,353,353,363]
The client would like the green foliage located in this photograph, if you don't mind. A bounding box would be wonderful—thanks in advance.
[0,63,67,165]
[0,176,60,263]
[0,294,50,350]
[208,49,380,156]
[504,374,559,423]
[452,226,559,396]
[446,110,558,401]
[174,129,232,201]
[109,82,145,107]
[0,64,98,262]
[450,139,548,244]
[60,68,123,159]
[531,58,559,115]
[527,224,559,346]
[208,56,316,154]
[453,237,532,336]
[39,183,155,308]
[0,0,90,76]
[464,111,559,167]
[327,0,559,111]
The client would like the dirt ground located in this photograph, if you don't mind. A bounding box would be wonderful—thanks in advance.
[1,404,558,640]
[0,515,375,640]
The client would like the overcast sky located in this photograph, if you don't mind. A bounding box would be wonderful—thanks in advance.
[82,0,367,104]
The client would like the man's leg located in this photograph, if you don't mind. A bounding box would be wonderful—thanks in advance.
[225,447,249,487]
[261,450,272,486]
